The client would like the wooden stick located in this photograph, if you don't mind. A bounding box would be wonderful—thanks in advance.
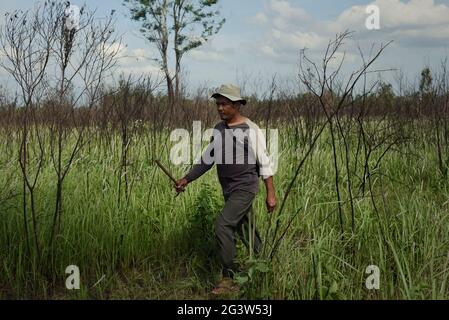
[155,160,177,184]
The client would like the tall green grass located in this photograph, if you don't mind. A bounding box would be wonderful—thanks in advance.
[0,123,448,299]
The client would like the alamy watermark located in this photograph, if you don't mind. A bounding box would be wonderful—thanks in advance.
[65,264,80,290]
[365,5,380,30]
[365,265,380,290]
[64,4,80,31]
[169,121,279,175]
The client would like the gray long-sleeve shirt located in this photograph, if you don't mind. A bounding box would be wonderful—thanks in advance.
[184,119,274,196]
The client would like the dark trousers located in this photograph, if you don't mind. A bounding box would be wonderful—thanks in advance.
[215,190,262,278]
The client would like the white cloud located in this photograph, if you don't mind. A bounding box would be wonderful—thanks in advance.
[260,45,279,58]
[188,49,227,62]
[251,12,268,25]
[102,42,127,57]
[186,36,235,63]
[378,0,449,28]
[330,0,449,46]
[270,0,310,21]
[111,44,162,77]
[118,63,161,76]
[272,29,327,50]
[249,0,449,64]
[248,0,327,60]
[327,51,358,68]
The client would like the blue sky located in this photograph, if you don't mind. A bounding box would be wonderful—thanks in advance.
[1,0,449,96]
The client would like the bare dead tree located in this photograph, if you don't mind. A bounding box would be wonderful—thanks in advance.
[112,76,155,207]
[267,31,392,261]
[0,2,62,261]
[47,3,121,249]
[432,60,449,179]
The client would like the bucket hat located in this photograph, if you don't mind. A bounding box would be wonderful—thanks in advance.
[211,84,247,105]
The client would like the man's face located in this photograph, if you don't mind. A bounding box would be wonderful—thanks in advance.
[216,96,239,121]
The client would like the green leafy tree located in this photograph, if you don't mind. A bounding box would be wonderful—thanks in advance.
[377,81,394,98]
[376,81,395,109]
[124,0,225,103]
[419,67,433,97]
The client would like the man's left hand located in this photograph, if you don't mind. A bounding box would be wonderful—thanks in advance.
[266,193,276,213]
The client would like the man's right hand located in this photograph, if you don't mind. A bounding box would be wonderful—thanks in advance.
[175,178,189,193]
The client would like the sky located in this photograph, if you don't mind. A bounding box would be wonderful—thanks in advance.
[1,0,449,96]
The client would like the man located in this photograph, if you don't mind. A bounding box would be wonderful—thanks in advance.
[174,84,276,295]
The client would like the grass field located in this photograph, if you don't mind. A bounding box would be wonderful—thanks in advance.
[1,121,449,300]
